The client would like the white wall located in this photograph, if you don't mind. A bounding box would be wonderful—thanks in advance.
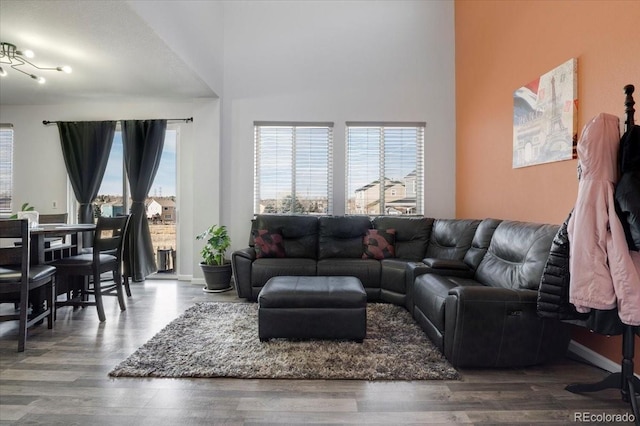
[0,98,220,282]
[220,1,456,252]
[1,0,456,280]
[128,0,225,97]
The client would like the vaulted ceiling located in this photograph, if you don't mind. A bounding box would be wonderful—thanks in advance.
[0,0,219,105]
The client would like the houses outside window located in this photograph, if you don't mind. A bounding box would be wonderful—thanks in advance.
[0,124,13,213]
[254,122,333,215]
[346,122,425,215]
[95,128,178,274]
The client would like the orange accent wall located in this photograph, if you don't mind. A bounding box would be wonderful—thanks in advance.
[455,0,640,371]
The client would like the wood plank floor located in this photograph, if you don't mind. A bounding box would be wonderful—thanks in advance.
[0,279,636,425]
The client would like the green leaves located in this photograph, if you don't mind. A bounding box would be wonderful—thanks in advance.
[9,202,35,219]
[196,224,231,265]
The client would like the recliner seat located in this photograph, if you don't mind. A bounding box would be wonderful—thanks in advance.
[413,220,570,367]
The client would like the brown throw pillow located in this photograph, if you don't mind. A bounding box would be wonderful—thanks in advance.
[252,229,286,258]
[362,228,396,260]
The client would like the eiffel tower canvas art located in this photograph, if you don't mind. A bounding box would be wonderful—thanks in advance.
[513,58,578,168]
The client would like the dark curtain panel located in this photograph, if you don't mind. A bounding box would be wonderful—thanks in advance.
[122,119,167,282]
[57,121,116,246]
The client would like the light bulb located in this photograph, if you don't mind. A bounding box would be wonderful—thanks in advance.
[23,49,35,58]
[57,66,72,73]
[0,67,6,77]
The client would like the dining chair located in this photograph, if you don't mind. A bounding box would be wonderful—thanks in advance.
[38,213,70,252]
[78,215,133,298]
[53,215,131,322]
[0,219,56,352]
[39,213,69,224]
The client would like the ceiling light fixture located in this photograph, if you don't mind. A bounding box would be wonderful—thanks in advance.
[0,41,72,84]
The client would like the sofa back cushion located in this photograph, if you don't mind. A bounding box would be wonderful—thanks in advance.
[372,216,434,261]
[319,216,372,259]
[463,218,503,269]
[475,220,558,290]
[425,219,481,260]
[252,215,319,259]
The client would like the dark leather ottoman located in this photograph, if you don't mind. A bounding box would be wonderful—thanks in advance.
[258,276,367,342]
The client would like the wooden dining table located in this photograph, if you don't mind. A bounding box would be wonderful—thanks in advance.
[28,223,96,316]
[29,223,96,265]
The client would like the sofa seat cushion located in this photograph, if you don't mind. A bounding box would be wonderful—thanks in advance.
[251,258,317,288]
[316,258,381,288]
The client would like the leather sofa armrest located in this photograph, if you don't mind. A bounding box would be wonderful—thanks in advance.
[233,247,256,261]
[404,261,474,313]
[444,286,568,367]
[423,257,468,270]
[412,261,474,280]
[410,260,474,279]
[404,262,428,313]
[447,285,534,303]
[231,248,256,300]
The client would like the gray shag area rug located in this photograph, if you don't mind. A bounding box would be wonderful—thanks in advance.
[109,302,459,381]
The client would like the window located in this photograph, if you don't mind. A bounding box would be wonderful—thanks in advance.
[0,124,13,213]
[254,122,333,215]
[346,122,424,215]
[95,128,178,274]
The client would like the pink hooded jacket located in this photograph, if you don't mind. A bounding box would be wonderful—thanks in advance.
[567,113,640,326]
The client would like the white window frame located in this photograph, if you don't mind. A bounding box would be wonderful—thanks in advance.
[0,124,14,214]
[254,121,334,215]
[345,122,425,216]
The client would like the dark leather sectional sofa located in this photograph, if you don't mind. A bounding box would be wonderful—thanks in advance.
[231,214,570,368]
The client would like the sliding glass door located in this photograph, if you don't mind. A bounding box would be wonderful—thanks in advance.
[95,127,178,276]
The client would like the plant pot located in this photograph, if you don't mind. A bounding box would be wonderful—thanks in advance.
[200,261,233,293]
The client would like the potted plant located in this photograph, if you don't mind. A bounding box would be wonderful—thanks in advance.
[196,224,233,293]
[9,202,35,218]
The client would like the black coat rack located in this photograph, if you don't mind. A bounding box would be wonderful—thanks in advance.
[565,84,639,426]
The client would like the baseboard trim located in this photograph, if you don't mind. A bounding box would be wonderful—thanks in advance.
[567,340,622,373]
[568,339,640,381]
[187,276,236,286]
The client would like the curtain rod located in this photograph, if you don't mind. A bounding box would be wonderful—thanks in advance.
[42,117,194,125]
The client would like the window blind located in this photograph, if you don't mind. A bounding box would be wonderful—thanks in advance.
[254,122,333,215]
[346,122,424,215]
[0,124,13,213]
